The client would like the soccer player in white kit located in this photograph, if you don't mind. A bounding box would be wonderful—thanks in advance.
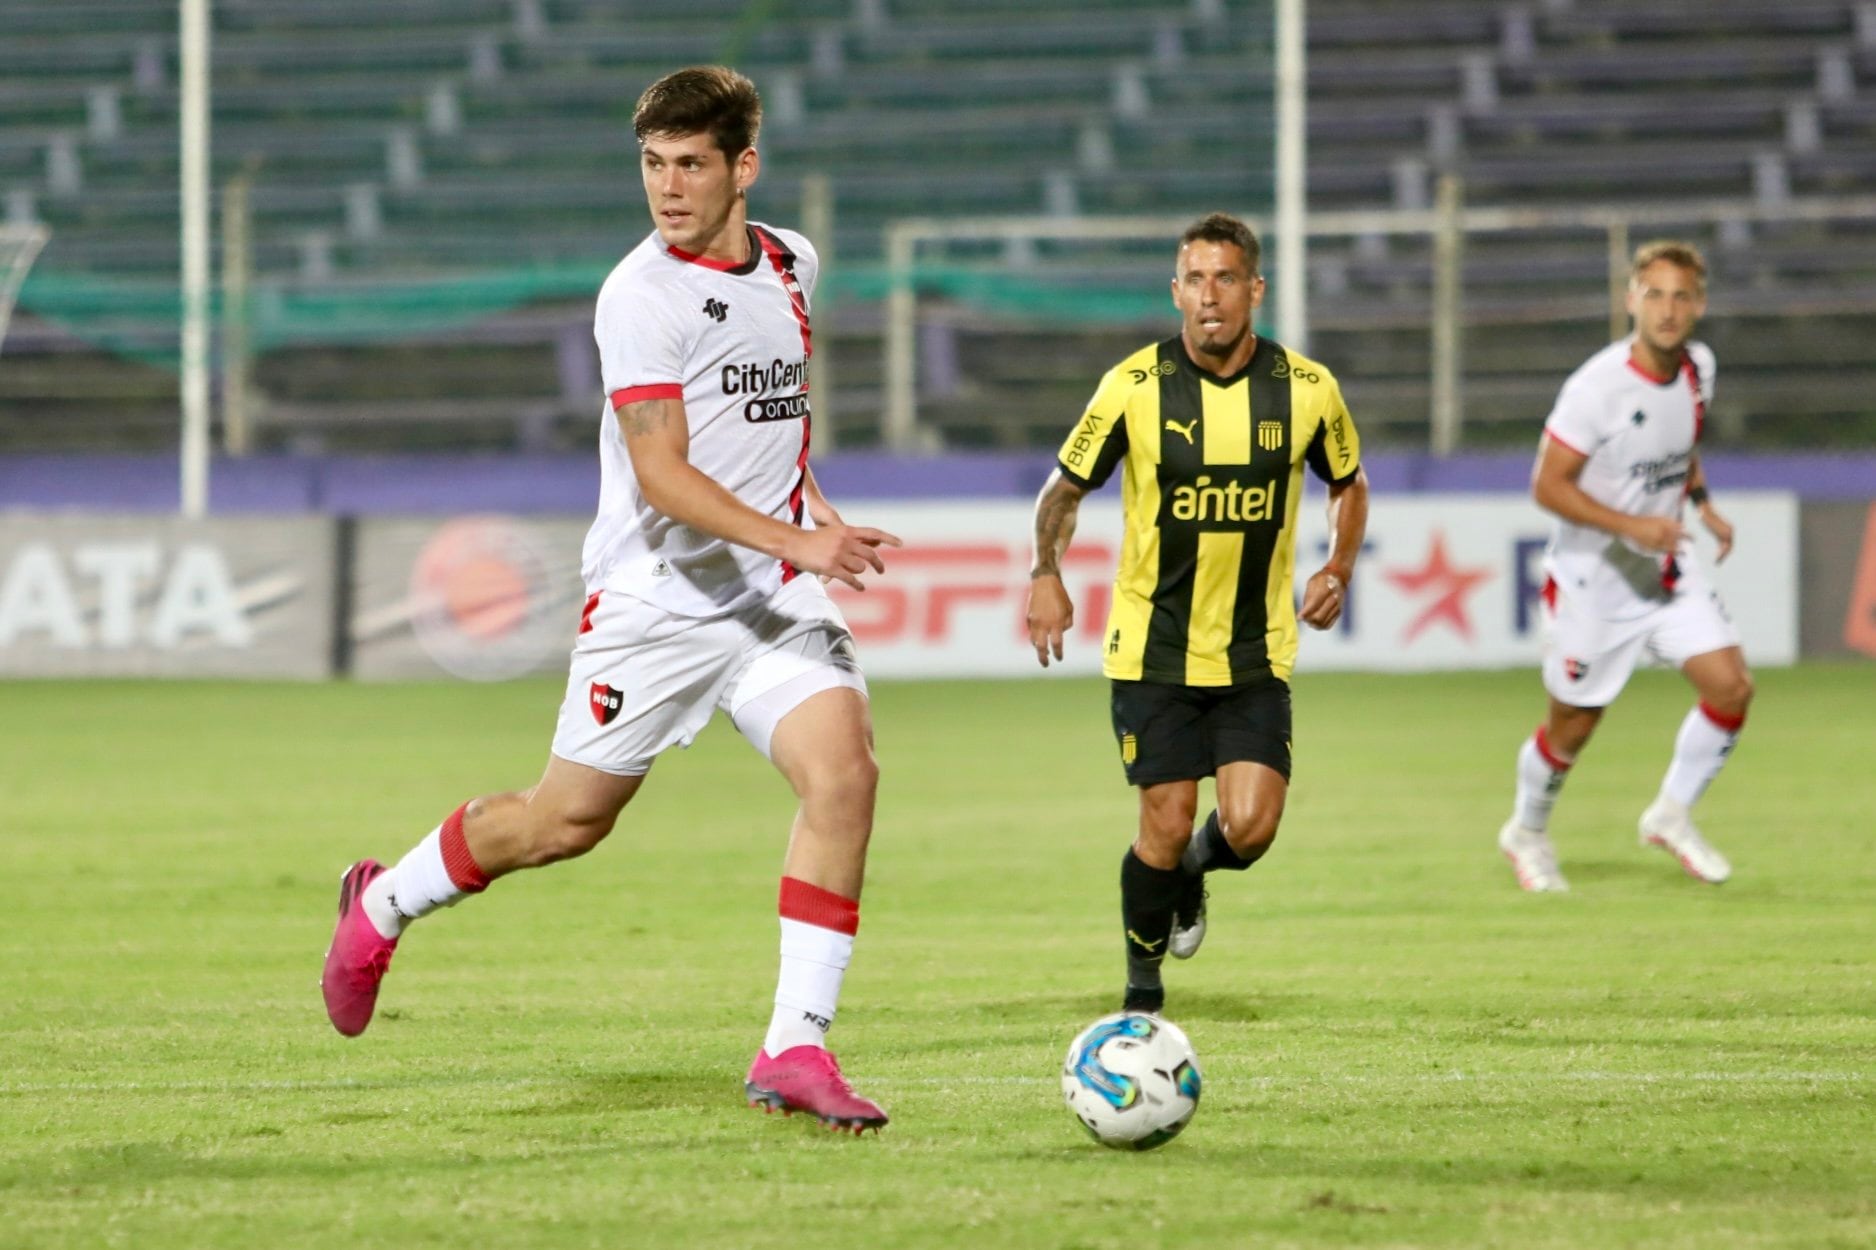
[1499,241,1752,893]
[321,67,900,1132]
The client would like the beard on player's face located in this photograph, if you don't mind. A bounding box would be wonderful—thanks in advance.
[1188,316,1250,358]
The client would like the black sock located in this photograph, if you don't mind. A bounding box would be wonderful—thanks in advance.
[1121,849,1182,992]
[1181,809,1262,874]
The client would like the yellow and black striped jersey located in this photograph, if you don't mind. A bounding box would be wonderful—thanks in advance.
[1055,335,1361,686]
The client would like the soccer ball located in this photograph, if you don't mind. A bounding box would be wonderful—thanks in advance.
[1060,1012,1202,1150]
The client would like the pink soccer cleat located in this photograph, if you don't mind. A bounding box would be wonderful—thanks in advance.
[321,859,398,1037]
[745,1046,889,1134]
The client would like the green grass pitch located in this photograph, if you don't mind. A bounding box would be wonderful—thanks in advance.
[3,664,1873,1249]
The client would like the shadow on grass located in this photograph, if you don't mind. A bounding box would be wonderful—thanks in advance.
[500,1067,738,1119]
[1564,857,1675,884]
[961,988,1292,1034]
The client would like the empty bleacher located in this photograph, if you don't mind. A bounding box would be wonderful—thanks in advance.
[1,0,1873,452]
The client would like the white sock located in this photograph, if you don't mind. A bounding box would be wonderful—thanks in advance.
[361,825,465,939]
[1513,728,1573,832]
[764,917,853,1055]
[1661,703,1743,807]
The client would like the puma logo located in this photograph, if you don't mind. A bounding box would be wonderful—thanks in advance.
[1164,418,1197,445]
[1126,928,1164,953]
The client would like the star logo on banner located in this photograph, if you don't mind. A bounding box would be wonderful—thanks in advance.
[1381,532,1494,643]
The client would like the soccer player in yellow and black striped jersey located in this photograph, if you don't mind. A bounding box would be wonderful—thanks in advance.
[1024,213,1370,1015]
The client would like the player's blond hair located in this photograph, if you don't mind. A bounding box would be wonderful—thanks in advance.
[634,66,762,159]
[1630,240,1707,291]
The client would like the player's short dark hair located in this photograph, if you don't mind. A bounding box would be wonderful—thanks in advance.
[1177,213,1261,276]
[633,66,763,159]
[1631,239,1707,291]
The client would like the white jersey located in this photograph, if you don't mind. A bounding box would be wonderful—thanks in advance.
[585,220,818,617]
[1542,337,1716,620]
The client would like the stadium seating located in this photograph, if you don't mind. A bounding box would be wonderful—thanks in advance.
[1,0,1872,452]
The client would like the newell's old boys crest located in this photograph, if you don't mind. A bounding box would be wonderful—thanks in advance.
[1258,420,1284,451]
[590,682,624,726]
[1563,658,1591,683]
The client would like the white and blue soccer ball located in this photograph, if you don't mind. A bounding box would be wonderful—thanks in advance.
[1061,1012,1202,1150]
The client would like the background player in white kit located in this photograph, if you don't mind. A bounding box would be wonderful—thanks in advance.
[320,66,900,1132]
[1499,241,1753,893]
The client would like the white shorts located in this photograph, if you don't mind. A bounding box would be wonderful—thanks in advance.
[551,575,866,776]
[1540,576,1740,708]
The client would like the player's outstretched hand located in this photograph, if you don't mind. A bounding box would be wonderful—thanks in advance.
[1625,515,1686,554]
[1299,568,1347,631]
[1025,572,1074,667]
[786,525,902,591]
[1699,505,1735,563]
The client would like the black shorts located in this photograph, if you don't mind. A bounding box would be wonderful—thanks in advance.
[1109,676,1293,787]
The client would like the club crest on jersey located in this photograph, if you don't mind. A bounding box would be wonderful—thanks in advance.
[1257,420,1285,451]
[1563,658,1591,683]
[1119,732,1138,765]
[1630,409,1646,426]
[590,682,624,726]
[702,298,728,323]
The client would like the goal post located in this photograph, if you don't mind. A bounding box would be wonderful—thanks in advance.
[0,223,50,359]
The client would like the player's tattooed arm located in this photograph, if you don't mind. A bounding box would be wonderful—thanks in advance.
[1030,469,1088,580]
[618,395,687,441]
[1026,469,1088,666]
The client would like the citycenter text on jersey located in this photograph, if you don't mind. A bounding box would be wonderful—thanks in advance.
[722,356,809,397]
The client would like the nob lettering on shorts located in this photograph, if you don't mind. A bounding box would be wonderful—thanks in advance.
[589,681,624,726]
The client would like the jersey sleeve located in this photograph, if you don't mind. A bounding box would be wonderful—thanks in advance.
[789,232,821,302]
[1303,373,1362,485]
[1542,373,1607,457]
[1688,341,1716,405]
[1056,366,1132,490]
[595,274,689,410]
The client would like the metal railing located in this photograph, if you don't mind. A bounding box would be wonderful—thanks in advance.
[881,190,1876,453]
